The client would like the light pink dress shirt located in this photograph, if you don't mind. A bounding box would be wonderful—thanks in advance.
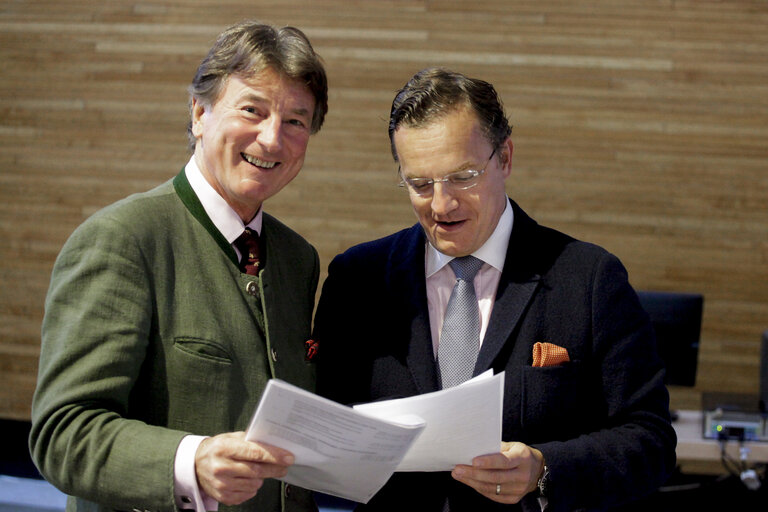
[425,200,513,356]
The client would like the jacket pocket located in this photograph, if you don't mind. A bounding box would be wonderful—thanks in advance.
[165,337,234,433]
[173,336,232,363]
[520,361,593,439]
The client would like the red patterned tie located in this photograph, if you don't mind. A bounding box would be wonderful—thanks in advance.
[234,228,260,275]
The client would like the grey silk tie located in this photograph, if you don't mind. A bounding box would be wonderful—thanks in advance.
[438,255,484,389]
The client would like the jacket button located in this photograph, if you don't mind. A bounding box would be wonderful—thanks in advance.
[245,281,259,296]
[271,348,278,362]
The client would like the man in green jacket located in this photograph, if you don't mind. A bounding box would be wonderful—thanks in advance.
[30,20,327,512]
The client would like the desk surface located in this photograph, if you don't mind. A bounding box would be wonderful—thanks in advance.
[674,409,768,463]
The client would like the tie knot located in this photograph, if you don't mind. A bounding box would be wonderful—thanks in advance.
[234,228,261,275]
[449,255,483,282]
[235,228,260,251]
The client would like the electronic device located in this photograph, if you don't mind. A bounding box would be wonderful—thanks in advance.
[702,392,768,442]
[637,291,703,387]
[760,330,768,414]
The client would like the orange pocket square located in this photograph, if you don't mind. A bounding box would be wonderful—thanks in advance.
[532,342,570,367]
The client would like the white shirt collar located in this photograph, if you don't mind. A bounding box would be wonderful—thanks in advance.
[184,156,263,243]
[426,199,513,277]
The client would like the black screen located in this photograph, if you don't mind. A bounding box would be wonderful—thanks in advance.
[637,291,703,387]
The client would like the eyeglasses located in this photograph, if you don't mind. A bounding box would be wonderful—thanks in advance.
[398,148,497,197]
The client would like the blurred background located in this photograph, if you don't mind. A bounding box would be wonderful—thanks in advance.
[1,0,767,509]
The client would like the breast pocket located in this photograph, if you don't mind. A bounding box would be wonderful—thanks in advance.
[519,361,595,440]
[166,337,234,433]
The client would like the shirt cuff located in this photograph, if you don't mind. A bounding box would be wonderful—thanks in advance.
[174,435,219,511]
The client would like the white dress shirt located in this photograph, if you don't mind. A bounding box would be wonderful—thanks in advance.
[173,156,264,511]
[425,200,513,357]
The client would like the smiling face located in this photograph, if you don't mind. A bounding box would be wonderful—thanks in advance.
[394,105,513,257]
[191,67,315,222]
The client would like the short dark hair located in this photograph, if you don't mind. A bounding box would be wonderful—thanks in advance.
[187,20,328,149]
[388,67,511,162]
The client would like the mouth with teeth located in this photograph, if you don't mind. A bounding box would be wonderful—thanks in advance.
[242,153,279,169]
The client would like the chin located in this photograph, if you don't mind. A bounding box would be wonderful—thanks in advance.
[432,242,466,257]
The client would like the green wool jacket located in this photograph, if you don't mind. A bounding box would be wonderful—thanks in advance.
[30,170,319,512]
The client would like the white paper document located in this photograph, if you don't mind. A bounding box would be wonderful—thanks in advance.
[245,371,503,503]
[354,370,504,471]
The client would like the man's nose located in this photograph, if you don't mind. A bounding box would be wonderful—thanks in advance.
[258,116,283,152]
[429,182,458,214]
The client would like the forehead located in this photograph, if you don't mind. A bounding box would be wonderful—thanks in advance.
[216,68,315,112]
[394,106,488,175]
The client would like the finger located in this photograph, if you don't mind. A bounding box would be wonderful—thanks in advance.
[203,433,295,466]
[454,477,523,503]
[195,435,294,505]
[208,485,261,505]
[486,482,527,504]
[452,463,530,504]
[452,464,516,486]
[452,470,524,505]
[470,451,516,470]
[204,453,292,484]
[198,469,264,506]
[244,440,296,466]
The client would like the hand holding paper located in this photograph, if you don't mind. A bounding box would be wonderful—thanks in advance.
[245,379,425,503]
[353,370,504,471]
[245,371,504,503]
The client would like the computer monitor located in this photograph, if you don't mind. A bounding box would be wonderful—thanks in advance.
[760,330,768,413]
[637,291,703,387]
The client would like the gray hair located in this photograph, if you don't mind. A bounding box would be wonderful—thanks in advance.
[187,20,328,150]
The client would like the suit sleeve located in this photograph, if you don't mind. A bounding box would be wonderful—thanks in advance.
[29,212,185,512]
[527,252,677,512]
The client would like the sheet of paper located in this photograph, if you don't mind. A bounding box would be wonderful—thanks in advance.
[245,379,425,503]
[353,370,504,471]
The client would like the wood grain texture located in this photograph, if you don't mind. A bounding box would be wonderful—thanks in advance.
[1,0,767,419]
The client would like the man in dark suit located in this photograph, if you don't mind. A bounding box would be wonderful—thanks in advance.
[313,67,676,511]
[30,21,327,512]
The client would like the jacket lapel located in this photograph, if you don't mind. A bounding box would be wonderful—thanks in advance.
[389,226,440,395]
[391,201,544,387]
[173,169,239,266]
[474,201,542,373]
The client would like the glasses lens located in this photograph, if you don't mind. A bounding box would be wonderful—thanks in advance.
[446,170,480,189]
[405,178,433,195]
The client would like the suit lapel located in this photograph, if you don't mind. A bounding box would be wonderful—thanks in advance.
[392,201,544,388]
[389,226,440,395]
[474,201,542,373]
[173,169,239,266]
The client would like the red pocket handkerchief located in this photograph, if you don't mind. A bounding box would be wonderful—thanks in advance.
[532,342,570,367]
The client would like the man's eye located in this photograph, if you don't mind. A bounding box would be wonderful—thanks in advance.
[408,179,431,190]
[449,171,476,183]
[288,119,307,128]
[243,106,263,116]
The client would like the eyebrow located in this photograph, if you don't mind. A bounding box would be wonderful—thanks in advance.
[402,160,477,178]
[241,93,312,119]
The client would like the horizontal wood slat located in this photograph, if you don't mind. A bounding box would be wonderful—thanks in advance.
[1,0,767,419]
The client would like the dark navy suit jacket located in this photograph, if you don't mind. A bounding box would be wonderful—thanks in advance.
[314,199,676,512]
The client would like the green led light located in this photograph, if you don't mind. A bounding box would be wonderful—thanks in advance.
[716,424,723,432]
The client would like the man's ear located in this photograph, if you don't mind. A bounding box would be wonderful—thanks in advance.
[499,137,514,178]
[191,98,206,138]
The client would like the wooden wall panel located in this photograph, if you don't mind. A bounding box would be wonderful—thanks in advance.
[1,0,767,419]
